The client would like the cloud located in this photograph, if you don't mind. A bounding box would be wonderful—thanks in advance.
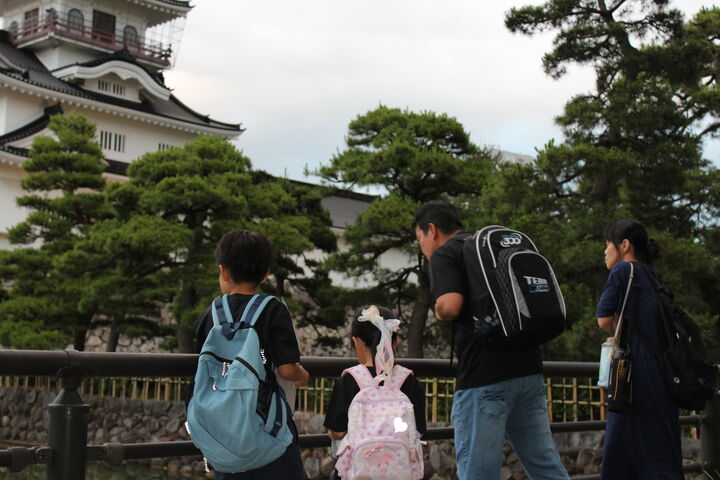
[164,0,718,180]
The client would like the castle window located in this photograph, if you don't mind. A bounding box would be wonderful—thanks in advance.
[67,9,84,32]
[92,10,115,44]
[24,8,39,35]
[123,26,139,46]
[97,79,126,97]
[99,131,126,153]
[158,143,172,151]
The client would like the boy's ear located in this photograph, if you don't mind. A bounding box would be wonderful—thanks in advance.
[261,271,270,283]
[218,264,230,282]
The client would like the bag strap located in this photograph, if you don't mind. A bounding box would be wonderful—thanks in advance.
[212,294,275,340]
[237,294,274,328]
[386,365,413,390]
[211,294,234,327]
[342,365,375,390]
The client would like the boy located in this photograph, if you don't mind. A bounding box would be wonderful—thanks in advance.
[194,229,309,479]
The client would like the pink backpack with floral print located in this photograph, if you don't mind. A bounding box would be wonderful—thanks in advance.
[334,364,424,480]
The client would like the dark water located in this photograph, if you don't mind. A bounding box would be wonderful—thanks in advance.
[0,463,205,479]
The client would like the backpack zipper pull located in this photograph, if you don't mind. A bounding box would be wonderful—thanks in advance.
[212,381,217,391]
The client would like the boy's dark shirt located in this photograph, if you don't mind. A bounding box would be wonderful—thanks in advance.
[428,232,542,390]
[324,365,427,436]
[194,294,301,368]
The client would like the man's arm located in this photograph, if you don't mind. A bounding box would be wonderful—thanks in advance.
[277,363,309,387]
[435,292,464,321]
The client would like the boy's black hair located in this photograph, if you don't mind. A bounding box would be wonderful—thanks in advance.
[215,229,272,284]
[351,305,398,360]
[413,200,463,234]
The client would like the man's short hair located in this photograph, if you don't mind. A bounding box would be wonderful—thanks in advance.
[215,229,272,285]
[413,200,463,234]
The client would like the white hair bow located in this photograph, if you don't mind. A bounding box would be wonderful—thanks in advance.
[358,305,400,379]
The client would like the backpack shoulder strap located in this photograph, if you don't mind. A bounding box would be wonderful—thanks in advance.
[211,294,234,327]
[237,294,275,328]
[342,365,374,390]
[386,365,413,390]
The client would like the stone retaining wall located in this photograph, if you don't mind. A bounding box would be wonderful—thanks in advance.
[0,387,705,479]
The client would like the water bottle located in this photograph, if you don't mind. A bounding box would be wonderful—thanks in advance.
[598,337,618,387]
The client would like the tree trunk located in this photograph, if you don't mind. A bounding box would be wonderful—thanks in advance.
[407,269,431,358]
[176,324,195,353]
[72,329,86,351]
[106,317,121,352]
[175,283,198,353]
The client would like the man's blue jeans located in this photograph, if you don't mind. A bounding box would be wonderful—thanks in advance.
[451,374,569,480]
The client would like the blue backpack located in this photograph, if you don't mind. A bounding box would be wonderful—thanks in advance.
[187,294,294,473]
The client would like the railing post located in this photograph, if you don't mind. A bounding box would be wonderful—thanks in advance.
[701,367,720,478]
[47,375,89,480]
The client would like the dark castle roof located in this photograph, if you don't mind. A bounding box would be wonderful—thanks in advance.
[0,104,61,157]
[0,33,242,133]
[153,0,193,7]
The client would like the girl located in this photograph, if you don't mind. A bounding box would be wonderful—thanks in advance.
[323,305,426,479]
[596,219,682,479]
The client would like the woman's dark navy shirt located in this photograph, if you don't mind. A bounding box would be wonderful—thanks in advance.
[596,261,665,352]
[595,261,682,478]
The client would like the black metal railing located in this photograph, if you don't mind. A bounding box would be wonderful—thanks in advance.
[0,349,717,480]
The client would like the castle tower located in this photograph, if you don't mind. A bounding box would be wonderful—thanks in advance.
[1,0,190,71]
[0,0,242,248]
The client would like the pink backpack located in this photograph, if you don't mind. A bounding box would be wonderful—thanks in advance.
[334,364,424,480]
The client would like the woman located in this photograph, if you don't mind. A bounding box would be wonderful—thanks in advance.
[596,219,682,479]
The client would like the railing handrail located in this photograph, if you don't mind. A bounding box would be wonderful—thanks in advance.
[0,350,716,478]
[9,15,171,66]
[0,349,600,378]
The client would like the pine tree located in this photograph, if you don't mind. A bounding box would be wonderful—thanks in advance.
[316,105,494,357]
[0,112,108,349]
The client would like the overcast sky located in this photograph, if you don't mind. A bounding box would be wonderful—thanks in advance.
[165,0,717,184]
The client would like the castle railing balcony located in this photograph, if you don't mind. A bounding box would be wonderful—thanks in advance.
[9,12,171,68]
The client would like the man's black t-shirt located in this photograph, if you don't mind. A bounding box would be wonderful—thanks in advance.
[195,294,301,367]
[429,232,542,390]
[323,366,427,436]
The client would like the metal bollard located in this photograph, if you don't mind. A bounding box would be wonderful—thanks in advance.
[700,366,720,479]
[47,375,89,480]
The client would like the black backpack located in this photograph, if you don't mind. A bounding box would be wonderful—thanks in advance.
[463,225,566,348]
[638,265,716,411]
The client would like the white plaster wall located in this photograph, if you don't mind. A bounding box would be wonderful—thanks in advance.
[0,90,45,134]
[0,162,29,247]
[0,93,7,134]
[296,227,417,290]
[65,106,196,162]
[34,45,99,71]
[85,75,141,102]
[0,1,58,27]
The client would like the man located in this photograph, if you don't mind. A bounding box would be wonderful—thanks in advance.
[413,200,568,480]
